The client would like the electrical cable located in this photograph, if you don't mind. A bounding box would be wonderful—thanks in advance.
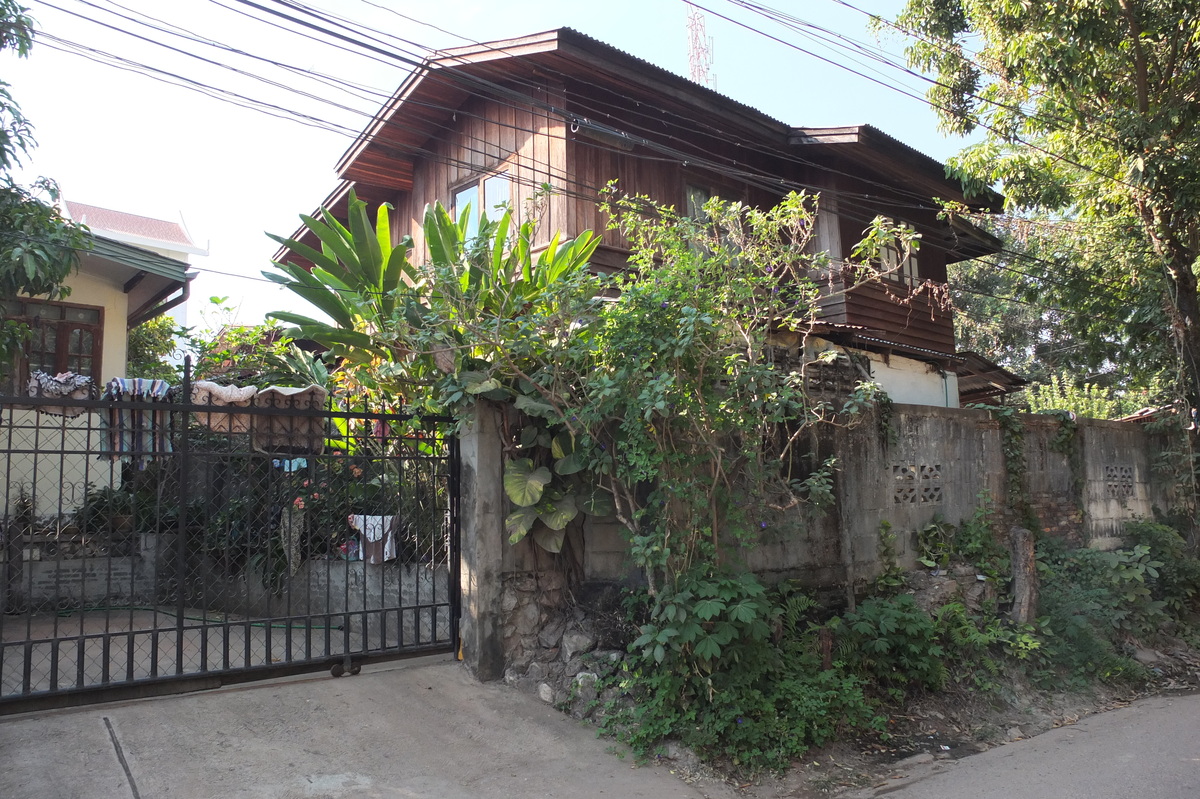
[25,3,1152,321]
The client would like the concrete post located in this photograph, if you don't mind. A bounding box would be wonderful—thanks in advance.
[458,401,506,680]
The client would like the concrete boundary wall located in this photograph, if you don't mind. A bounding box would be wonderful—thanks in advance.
[457,402,1170,677]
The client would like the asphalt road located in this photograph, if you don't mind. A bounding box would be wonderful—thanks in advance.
[852,692,1200,799]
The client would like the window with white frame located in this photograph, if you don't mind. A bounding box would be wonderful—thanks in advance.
[453,172,511,239]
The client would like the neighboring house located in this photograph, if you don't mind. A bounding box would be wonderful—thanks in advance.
[2,201,202,392]
[1,203,200,513]
[279,28,1023,407]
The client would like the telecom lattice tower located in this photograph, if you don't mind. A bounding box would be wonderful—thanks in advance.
[687,6,716,89]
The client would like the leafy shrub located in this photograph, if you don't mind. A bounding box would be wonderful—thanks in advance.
[934,602,1039,691]
[953,498,1009,580]
[1023,374,1121,419]
[1034,539,1157,685]
[1124,520,1200,615]
[607,572,883,773]
[839,594,946,692]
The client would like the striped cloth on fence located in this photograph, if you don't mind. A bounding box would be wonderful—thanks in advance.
[22,371,94,416]
[99,377,173,467]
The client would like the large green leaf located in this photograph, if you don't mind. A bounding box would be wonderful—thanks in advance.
[550,431,575,459]
[265,311,331,329]
[505,506,538,543]
[265,234,341,275]
[578,487,615,517]
[380,242,413,316]
[303,212,359,279]
[531,523,566,554]
[514,393,556,419]
[519,425,540,447]
[553,451,586,476]
[267,262,355,328]
[465,377,501,394]
[503,458,552,507]
[536,492,578,531]
[424,202,462,267]
[349,198,383,289]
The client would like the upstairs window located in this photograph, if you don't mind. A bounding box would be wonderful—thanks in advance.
[879,240,920,287]
[453,172,511,240]
[2,298,104,392]
[686,184,712,218]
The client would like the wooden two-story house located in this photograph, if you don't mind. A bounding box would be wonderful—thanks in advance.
[279,28,1021,406]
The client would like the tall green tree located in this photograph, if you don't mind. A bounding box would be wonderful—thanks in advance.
[0,1,88,367]
[898,0,1200,411]
[949,217,1173,395]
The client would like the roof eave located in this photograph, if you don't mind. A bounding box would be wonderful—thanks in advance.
[790,124,1004,211]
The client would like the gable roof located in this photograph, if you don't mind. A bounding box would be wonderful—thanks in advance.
[65,201,208,257]
[334,28,996,211]
[280,28,1002,270]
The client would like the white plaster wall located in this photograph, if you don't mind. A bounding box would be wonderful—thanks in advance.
[863,351,959,408]
[62,267,129,382]
[0,409,119,514]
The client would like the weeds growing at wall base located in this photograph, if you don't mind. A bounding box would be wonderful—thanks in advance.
[600,514,1200,774]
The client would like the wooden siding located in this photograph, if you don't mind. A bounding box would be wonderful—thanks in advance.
[334,61,964,358]
[398,86,571,259]
[817,273,955,354]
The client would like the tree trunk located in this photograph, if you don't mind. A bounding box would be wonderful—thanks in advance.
[1009,525,1038,625]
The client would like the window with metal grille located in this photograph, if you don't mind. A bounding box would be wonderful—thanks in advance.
[2,298,103,392]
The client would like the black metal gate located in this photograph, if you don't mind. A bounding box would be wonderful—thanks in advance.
[0,378,459,711]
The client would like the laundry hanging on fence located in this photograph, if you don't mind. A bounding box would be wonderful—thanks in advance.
[348,514,398,564]
[251,384,329,455]
[191,380,257,434]
[19,371,94,416]
[99,377,173,467]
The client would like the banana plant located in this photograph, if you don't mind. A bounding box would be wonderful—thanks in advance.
[423,200,601,336]
[264,189,421,365]
[267,193,607,553]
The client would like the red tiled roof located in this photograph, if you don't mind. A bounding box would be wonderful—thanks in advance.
[65,201,195,247]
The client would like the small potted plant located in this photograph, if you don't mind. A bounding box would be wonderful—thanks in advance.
[75,484,136,538]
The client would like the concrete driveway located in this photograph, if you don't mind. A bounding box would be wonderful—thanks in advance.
[0,655,727,799]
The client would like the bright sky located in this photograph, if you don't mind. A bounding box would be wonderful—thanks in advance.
[4,0,965,328]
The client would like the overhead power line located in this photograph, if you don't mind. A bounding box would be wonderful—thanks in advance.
[25,0,1150,319]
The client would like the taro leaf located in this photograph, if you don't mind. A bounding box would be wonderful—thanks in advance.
[505,506,539,543]
[514,393,556,419]
[551,431,575,459]
[519,425,540,448]
[536,492,578,531]
[578,487,615,517]
[531,523,565,554]
[503,458,552,507]
[554,451,586,476]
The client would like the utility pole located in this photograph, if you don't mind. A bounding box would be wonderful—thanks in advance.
[687,5,716,89]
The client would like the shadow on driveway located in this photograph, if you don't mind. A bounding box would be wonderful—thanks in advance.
[0,654,725,799]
